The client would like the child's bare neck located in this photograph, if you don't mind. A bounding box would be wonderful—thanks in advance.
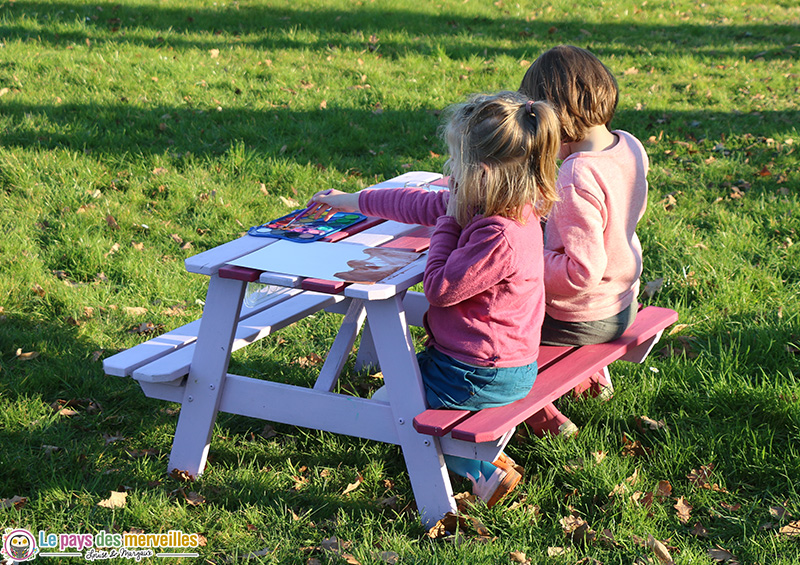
[569,126,617,153]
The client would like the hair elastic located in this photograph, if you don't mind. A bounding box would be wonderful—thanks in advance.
[525,100,536,117]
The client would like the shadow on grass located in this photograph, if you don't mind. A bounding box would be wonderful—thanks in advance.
[1,1,799,62]
[1,100,797,178]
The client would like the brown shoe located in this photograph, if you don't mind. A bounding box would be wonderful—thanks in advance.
[473,467,523,508]
[493,452,525,476]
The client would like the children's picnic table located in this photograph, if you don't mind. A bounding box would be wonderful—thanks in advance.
[104,171,677,527]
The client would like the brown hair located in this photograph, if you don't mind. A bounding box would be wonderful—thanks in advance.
[442,91,560,226]
[519,45,618,143]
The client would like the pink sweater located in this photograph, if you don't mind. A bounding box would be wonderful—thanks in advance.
[544,130,649,322]
[359,188,544,368]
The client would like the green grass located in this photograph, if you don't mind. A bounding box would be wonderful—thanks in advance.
[1,0,799,563]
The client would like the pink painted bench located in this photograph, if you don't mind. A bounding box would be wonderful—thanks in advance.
[413,305,678,442]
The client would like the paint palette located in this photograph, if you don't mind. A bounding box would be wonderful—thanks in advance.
[248,210,367,243]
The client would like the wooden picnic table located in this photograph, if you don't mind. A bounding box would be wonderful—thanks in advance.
[104,170,677,527]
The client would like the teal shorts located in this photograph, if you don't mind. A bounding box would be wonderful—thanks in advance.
[417,347,537,411]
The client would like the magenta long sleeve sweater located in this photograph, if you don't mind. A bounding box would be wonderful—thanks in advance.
[359,188,545,368]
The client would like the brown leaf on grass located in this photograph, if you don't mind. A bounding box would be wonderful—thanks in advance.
[779,520,800,537]
[170,233,183,244]
[1,495,28,510]
[169,468,195,482]
[668,323,689,335]
[106,214,119,229]
[294,353,324,368]
[646,534,674,564]
[769,503,791,519]
[426,511,488,539]
[641,278,664,300]
[152,167,168,175]
[622,436,651,457]
[623,67,639,75]
[279,195,300,208]
[509,550,529,563]
[104,242,121,257]
[708,546,736,562]
[674,496,693,524]
[660,193,677,211]
[690,522,709,537]
[97,490,128,509]
[655,480,673,498]
[103,433,125,445]
[15,348,40,361]
[720,502,741,512]
[32,283,46,297]
[638,415,669,432]
[546,547,571,557]
[131,241,144,251]
[342,475,363,496]
[128,321,164,335]
[559,512,596,544]
[123,306,148,316]
[687,463,727,492]
[183,491,206,506]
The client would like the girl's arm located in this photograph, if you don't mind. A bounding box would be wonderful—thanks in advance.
[544,186,607,295]
[423,218,514,307]
[308,187,449,226]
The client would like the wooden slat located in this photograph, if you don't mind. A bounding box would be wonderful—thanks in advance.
[380,225,435,252]
[218,265,262,282]
[413,306,678,442]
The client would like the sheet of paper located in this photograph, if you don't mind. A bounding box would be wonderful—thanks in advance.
[228,240,422,284]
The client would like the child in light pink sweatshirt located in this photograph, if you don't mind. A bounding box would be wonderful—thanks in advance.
[309,91,560,507]
[519,45,649,418]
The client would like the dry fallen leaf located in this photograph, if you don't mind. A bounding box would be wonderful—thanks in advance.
[708,546,736,562]
[97,490,128,509]
[655,480,673,498]
[639,415,669,431]
[509,550,529,563]
[546,547,571,556]
[123,306,148,316]
[342,475,363,496]
[674,496,692,524]
[779,520,800,537]
[15,348,40,361]
[646,534,674,564]
[690,522,709,537]
[169,468,195,482]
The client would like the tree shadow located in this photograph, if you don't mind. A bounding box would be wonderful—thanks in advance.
[1,1,798,62]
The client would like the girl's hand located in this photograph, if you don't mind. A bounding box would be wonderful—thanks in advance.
[306,189,361,220]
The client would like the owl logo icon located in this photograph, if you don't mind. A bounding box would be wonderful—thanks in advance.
[1,528,38,562]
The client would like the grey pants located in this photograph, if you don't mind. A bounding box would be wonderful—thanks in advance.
[540,302,638,346]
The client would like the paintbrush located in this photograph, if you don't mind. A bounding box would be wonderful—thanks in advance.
[285,190,332,226]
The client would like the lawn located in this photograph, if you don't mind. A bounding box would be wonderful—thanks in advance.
[0,0,799,563]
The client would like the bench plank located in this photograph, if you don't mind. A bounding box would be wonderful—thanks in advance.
[413,306,678,441]
[133,292,346,383]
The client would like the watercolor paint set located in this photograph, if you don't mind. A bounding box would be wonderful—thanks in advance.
[248,209,368,243]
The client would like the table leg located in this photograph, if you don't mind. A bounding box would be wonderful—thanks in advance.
[364,295,456,527]
[167,274,246,478]
[353,318,379,373]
